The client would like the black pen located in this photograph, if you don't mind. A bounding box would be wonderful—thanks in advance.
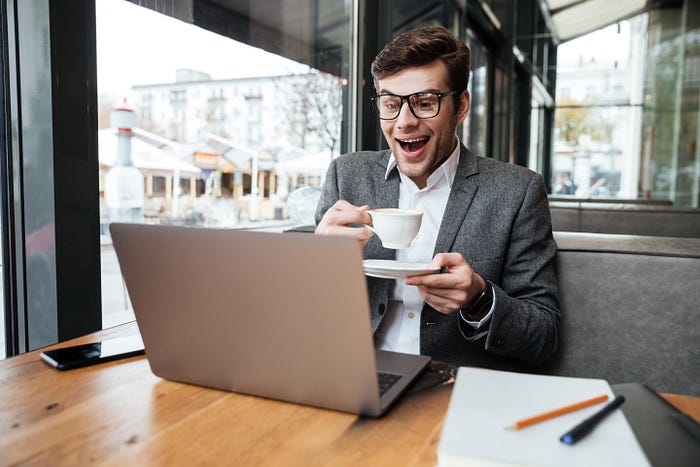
[560,395,626,445]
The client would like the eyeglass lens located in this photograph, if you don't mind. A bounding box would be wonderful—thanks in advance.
[375,92,442,119]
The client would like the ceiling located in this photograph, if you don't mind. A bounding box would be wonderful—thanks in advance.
[137,0,685,49]
[544,0,679,43]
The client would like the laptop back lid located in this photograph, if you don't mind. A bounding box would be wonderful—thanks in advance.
[110,223,383,415]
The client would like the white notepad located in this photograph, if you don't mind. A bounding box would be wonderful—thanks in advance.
[437,367,651,467]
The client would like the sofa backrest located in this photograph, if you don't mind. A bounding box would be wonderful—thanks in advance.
[549,202,700,238]
[548,196,673,206]
[540,232,700,395]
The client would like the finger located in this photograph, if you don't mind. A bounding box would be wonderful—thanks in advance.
[405,271,463,289]
[330,209,372,226]
[416,287,461,314]
[330,200,359,211]
[419,284,467,305]
[331,200,370,213]
[428,252,464,269]
[357,227,375,245]
[319,208,369,230]
[318,223,366,236]
[329,203,371,224]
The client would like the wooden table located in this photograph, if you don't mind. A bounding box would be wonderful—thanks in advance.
[2,322,698,466]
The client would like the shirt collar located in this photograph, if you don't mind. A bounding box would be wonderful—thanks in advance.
[385,137,461,189]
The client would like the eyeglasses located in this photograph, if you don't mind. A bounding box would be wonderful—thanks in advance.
[371,91,458,120]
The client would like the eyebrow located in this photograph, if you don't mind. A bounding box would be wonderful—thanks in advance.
[377,88,442,95]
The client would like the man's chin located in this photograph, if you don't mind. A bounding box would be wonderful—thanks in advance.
[396,160,429,179]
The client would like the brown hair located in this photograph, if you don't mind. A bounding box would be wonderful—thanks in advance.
[371,25,471,97]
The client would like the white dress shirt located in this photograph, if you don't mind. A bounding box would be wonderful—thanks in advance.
[374,141,493,354]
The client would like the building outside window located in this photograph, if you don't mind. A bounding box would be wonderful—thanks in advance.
[553,9,700,206]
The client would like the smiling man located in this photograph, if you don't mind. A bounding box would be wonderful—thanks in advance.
[314,26,560,370]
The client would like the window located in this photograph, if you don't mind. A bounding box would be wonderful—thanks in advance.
[95,0,353,331]
[553,10,700,205]
[553,19,646,199]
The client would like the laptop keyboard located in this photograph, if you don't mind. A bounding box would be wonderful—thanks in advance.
[378,371,402,396]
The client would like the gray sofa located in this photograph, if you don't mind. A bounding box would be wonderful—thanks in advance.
[549,201,700,238]
[542,231,700,395]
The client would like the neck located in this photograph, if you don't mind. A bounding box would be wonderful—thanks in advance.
[409,136,459,188]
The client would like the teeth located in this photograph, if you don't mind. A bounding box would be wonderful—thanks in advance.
[399,137,427,143]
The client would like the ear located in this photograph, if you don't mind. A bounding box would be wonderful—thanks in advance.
[456,90,470,125]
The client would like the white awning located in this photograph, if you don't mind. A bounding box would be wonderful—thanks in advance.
[275,152,331,176]
[546,0,647,43]
[98,129,201,176]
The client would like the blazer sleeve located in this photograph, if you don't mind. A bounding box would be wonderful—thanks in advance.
[467,173,560,364]
[314,158,340,225]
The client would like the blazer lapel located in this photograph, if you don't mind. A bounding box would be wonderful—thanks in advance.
[374,150,399,209]
[433,145,479,255]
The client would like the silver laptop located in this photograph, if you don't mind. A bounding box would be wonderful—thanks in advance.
[109,222,430,417]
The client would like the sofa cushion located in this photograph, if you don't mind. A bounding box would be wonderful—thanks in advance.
[540,233,700,395]
[549,202,700,238]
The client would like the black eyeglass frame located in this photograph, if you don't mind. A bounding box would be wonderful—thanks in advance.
[370,90,459,120]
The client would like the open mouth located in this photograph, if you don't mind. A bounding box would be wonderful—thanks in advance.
[398,137,429,153]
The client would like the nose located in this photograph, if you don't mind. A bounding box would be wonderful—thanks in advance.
[395,99,419,127]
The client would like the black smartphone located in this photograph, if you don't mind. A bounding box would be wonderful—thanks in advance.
[40,336,145,370]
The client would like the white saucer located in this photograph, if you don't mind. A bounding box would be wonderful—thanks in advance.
[362,259,440,279]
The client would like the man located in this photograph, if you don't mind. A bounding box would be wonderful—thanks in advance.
[314,25,559,370]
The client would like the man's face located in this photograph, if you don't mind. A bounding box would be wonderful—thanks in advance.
[377,60,470,188]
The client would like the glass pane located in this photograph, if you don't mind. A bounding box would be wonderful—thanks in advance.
[554,105,643,197]
[1,0,62,358]
[641,7,700,206]
[20,1,58,350]
[553,18,646,199]
[393,0,444,32]
[463,30,490,157]
[96,0,352,329]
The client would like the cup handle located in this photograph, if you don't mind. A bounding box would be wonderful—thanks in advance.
[365,210,376,234]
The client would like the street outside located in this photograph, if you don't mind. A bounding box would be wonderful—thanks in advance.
[101,243,136,330]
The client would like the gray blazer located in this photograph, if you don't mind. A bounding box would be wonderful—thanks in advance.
[315,145,560,371]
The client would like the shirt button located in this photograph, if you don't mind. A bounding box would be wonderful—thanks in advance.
[408,312,415,319]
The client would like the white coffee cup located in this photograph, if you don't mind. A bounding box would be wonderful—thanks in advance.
[366,208,423,249]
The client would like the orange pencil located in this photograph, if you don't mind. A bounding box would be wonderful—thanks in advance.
[505,394,609,430]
